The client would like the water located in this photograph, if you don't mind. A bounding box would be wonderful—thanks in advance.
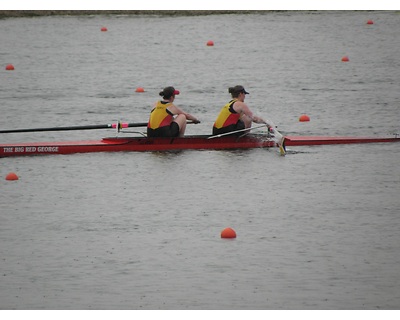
[1,11,400,310]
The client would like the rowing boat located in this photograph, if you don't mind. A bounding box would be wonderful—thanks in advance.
[0,134,274,157]
[1,133,399,158]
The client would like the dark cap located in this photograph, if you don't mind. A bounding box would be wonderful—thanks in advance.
[229,85,249,95]
[159,86,180,98]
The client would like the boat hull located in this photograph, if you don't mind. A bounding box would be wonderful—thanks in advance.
[1,134,399,158]
[0,134,275,157]
[284,135,400,146]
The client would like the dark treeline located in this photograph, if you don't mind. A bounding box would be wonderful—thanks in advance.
[0,10,279,18]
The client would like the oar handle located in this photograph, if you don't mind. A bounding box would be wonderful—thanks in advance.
[120,122,148,128]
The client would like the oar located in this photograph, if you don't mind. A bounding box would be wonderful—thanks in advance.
[266,120,286,156]
[0,120,198,134]
[208,124,268,139]
[0,122,148,134]
[208,122,286,155]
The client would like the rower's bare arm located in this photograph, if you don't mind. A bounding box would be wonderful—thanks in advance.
[235,102,252,118]
[253,116,267,124]
[185,113,200,123]
[236,102,265,124]
[171,105,200,123]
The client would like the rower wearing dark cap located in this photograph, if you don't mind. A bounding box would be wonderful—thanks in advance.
[147,86,200,137]
[212,85,267,136]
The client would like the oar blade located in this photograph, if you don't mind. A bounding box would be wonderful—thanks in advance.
[278,137,286,156]
[266,120,286,156]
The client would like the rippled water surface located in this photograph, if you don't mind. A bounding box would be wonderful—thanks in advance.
[1,11,400,310]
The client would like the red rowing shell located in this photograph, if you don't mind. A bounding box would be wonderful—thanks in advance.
[1,134,399,158]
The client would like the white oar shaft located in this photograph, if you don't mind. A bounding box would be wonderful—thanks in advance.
[208,124,268,139]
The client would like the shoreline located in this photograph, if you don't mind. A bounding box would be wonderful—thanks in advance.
[0,10,281,18]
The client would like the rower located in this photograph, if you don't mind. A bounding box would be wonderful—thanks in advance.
[147,86,200,138]
[212,85,269,136]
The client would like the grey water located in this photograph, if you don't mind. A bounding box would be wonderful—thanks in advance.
[1,11,400,310]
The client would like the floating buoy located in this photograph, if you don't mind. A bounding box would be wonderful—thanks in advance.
[299,114,310,122]
[341,56,349,62]
[221,227,236,239]
[206,40,214,46]
[135,87,145,93]
[101,27,108,32]
[5,64,14,70]
[367,20,374,25]
[5,172,19,181]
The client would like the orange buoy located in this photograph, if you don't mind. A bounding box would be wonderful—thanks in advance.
[206,40,214,46]
[221,227,236,239]
[6,64,14,70]
[299,114,310,122]
[101,27,108,32]
[5,172,19,181]
[135,87,145,93]
[341,56,349,62]
[367,20,374,25]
